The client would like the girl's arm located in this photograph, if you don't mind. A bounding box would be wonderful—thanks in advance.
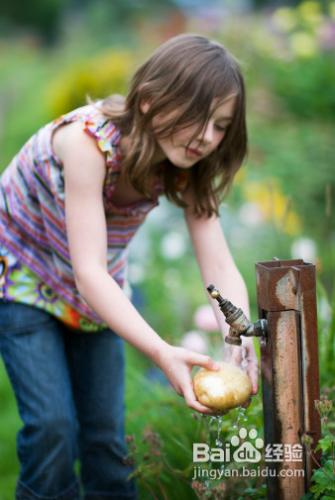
[183,187,259,394]
[57,122,219,413]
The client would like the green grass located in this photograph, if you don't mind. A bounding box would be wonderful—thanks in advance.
[0,359,20,497]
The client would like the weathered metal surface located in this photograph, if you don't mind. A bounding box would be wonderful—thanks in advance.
[262,311,305,500]
[295,264,321,479]
[256,259,304,311]
[256,259,321,500]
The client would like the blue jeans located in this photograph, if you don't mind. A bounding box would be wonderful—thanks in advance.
[0,301,137,499]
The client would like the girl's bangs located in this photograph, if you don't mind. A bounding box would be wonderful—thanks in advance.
[153,81,236,139]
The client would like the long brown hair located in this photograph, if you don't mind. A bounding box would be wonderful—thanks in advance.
[100,33,247,217]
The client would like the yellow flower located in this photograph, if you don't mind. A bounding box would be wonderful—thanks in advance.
[251,28,282,58]
[243,181,301,235]
[272,7,297,32]
[234,168,246,185]
[285,211,301,236]
[290,32,318,58]
[46,51,133,117]
[298,1,323,27]
[330,1,335,19]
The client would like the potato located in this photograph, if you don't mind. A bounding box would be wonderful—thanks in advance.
[193,362,252,411]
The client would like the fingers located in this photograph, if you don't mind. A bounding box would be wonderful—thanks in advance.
[229,355,259,395]
[183,385,217,415]
[228,345,243,365]
[188,352,220,371]
[245,344,259,394]
[247,362,259,394]
[189,400,217,414]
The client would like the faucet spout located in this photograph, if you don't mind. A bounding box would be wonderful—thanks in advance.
[207,284,267,346]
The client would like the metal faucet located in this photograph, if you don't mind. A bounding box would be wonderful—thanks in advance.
[207,284,267,346]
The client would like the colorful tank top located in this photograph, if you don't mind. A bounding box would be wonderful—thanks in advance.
[0,245,105,331]
[0,103,163,328]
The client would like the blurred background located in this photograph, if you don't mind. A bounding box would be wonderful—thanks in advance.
[0,0,334,498]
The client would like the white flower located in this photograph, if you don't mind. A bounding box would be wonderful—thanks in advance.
[128,263,145,284]
[239,202,264,226]
[291,237,317,262]
[161,231,187,260]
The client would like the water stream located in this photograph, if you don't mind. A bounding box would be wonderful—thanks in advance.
[206,404,250,449]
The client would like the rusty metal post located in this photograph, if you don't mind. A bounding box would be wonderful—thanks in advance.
[256,259,321,500]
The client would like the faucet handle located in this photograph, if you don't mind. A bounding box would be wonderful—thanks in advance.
[207,284,221,300]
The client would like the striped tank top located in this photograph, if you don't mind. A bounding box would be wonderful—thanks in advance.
[0,103,163,326]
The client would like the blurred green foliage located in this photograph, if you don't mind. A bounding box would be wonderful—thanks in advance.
[0,0,334,497]
[265,54,335,120]
[46,51,134,117]
[262,2,335,121]
[0,1,325,46]
[0,0,177,45]
[0,0,70,44]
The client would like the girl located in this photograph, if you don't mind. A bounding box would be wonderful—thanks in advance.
[0,34,258,499]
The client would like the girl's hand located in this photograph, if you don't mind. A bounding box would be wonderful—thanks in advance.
[226,339,259,395]
[156,345,221,414]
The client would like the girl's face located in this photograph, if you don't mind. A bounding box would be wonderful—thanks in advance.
[148,96,236,168]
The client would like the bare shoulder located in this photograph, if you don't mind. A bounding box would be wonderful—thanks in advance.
[53,121,105,167]
[52,120,106,187]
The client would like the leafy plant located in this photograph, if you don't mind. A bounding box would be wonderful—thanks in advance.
[125,343,265,499]
[303,388,335,499]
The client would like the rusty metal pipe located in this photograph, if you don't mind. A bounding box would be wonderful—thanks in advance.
[206,258,321,499]
[256,259,321,499]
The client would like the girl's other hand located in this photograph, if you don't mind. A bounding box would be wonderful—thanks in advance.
[226,340,259,395]
[156,345,220,414]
